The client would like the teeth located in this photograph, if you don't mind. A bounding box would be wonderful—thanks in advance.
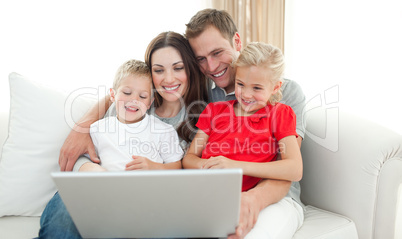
[243,99,254,104]
[126,106,139,111]
[164,85,180,91]
[212,69,226,77]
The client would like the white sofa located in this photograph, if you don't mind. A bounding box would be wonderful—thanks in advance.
[0,73,402,239]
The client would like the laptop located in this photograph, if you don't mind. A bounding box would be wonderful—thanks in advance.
[52,169,242,238]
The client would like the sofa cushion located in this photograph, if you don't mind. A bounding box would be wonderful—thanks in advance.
[0,73,96,217]
[0,216,40,239]
[292,205,358,239]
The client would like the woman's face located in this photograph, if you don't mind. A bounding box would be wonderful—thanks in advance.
[151,46,189,103]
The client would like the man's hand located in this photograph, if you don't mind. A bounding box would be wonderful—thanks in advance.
[59,129,99,171]
[228,191,260,239]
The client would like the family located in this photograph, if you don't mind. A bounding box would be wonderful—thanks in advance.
[38,8,306,239]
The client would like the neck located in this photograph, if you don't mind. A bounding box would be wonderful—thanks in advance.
[223,79,235,93]
[155,100,183,118]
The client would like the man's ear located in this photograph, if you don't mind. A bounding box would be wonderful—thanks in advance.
[233,32,242,51]
[109,88,116,102]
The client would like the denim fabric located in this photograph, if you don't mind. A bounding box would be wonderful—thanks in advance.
[38,192,82,239]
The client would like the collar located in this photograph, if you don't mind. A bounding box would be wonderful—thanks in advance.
[230,100,271,123]
[211,80,235,96]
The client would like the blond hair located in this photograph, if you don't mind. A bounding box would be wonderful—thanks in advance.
[113,59,151,90]
[235,42,284,104]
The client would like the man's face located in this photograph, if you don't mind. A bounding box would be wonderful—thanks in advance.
[188,26,241,93]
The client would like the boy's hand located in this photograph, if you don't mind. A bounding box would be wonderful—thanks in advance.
[202,156,238,169]
[125,155,156,170]
[228,192,260,239]
[59,130,100,171]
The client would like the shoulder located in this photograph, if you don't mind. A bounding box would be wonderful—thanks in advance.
[90,117,111,131]
[148,114,175,130]
[202,100,234,115]
[280,78,306,112]
[281,79,304,97]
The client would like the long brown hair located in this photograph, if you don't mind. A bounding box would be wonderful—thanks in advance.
[144,31,208,143]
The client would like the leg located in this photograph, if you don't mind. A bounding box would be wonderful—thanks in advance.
[38,192,82,239]
[245,197,304,239]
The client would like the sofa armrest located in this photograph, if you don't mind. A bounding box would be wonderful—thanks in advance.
[300,108,402,239]
[0,111,9,156]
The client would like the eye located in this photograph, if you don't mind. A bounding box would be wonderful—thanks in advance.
[213,51,222,56]
[123,92,131,95]
[236,82,244,87]
[197,57,206,63]
[174,67,184,71]
[153,69,163,74]
[253,87,263,90]
[139,95,147,99]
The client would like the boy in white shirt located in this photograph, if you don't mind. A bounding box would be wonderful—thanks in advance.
[80,59,183,172]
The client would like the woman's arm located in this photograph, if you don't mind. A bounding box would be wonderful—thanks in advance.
[203,135,303,182]
[59,95,112,171]
[182,130,210,169]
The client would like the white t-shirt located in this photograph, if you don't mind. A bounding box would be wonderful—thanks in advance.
[90,114,183,171]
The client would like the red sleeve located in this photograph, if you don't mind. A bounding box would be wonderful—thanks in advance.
[271,103,298,141]
[196,102,214,135]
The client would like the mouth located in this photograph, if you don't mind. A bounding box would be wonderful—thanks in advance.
[241,98,256,105]
[125,106,140,112]
[211,68,227,78]
[163,85,180,91]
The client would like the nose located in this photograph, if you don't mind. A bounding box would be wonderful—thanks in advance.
[206,57,219,72]
[242,87,253,99]
[164,69,175,84]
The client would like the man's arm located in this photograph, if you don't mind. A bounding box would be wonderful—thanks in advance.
[229,135,303,239]
[59,95,112,171]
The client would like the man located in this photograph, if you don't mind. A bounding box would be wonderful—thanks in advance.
[58,8,306,239]
[184,9,306,239]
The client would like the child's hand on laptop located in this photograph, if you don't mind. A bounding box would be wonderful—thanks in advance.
[202,156,240,169]
[125,155,157,170]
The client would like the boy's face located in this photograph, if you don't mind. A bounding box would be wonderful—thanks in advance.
[111,74,153,124]
[234,65,281,115]
[188,26,241,93]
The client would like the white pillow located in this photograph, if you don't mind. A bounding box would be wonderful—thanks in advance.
[0,73,97,217]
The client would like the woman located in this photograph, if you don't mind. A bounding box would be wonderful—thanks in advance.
[144,31,208,149]
[38,31,208,239]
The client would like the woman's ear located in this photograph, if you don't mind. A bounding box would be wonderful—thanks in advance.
[109,88,116,102]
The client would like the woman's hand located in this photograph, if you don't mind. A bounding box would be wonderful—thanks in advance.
[202,156,239,169]
[125,156,157,170]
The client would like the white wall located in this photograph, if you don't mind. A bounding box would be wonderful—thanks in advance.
[0,0,207,112]
[284,0,402,135]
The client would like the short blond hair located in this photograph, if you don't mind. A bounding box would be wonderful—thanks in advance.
[235,42,284,104]
[113,59,151,90]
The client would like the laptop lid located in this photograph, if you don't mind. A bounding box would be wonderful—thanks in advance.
[52,169,242,238]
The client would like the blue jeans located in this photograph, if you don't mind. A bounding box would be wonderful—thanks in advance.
[38,192,82,239]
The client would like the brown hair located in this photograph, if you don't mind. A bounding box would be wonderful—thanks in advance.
[185,8,238,46]
[144,31,208,143]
